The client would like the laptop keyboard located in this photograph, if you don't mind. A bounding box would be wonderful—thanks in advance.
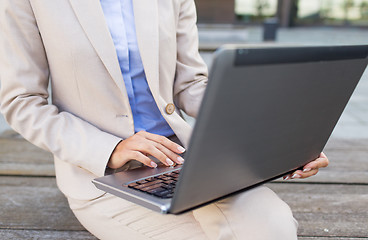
[124,169,181,199]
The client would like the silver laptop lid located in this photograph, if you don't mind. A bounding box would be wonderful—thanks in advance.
[170,45,368,214]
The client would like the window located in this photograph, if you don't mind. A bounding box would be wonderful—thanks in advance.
[235,0,278,23]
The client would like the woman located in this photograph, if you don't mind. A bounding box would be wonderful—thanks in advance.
[0,0,328,239]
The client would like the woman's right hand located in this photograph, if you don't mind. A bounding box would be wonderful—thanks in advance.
[108,131,186,169]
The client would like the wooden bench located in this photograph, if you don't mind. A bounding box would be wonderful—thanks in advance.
[1,131,367,239]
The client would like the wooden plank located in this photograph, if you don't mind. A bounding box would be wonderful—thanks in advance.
[273,148,368,184]
[273,138,368,184]
[299,238,367,240]
[2,176,368,238]
[0,230,96,240]
[9,232,365,240]
[325,138,368,150]
[0,176,84,231]
[0,132,54,176]
[2,232,363,240]
[267,183,368,238]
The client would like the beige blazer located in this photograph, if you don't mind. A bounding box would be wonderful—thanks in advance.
[0,0,208,200]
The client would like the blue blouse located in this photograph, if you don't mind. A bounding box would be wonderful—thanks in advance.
[100,0,174,136]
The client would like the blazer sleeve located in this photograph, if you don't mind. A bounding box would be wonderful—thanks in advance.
[0,0,122,177]
[173,0,209,118]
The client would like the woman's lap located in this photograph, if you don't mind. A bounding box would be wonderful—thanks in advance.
[68,186,298,240]
[68,192,207,240]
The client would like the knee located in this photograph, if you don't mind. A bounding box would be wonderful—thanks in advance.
[262,191,298,235]
[230,186,298,239]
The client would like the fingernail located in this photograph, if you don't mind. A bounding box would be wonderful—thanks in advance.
[178,146,186,153]
[303,168,312,172]
[151,162,158,168]
[166,158,174,166]
[177,156,185,164]
[292,174,301,179]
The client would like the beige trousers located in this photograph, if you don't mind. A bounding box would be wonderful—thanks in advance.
[68,186,298,240]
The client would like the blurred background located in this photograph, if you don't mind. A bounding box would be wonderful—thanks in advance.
[192,0,368,140]
[198,0,368,27]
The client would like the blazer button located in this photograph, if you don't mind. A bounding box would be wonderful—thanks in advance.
[165,103,175,115]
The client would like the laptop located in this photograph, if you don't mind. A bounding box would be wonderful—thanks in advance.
[93,45,368,214]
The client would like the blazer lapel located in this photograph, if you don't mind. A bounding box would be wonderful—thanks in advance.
[68,0,127,94]
[132,0,160,96]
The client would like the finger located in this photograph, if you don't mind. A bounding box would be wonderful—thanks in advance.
[303,157,329,171]
[127,135,170,167]
[141,131,186,154]
[128,151,158,168]
[139,143,173,167]
[320,152,327,158]
[284,152,329,181]
[283,174,292,180]
[145,144,174,167]
[129,134,175,167]
[154,142,185,165]
[291,169,319,179]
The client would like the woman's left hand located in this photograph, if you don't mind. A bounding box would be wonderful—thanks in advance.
[283,152,329,180]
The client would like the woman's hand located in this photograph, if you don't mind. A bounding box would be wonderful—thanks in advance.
[108,131,186,169]
[283,152,329,180]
